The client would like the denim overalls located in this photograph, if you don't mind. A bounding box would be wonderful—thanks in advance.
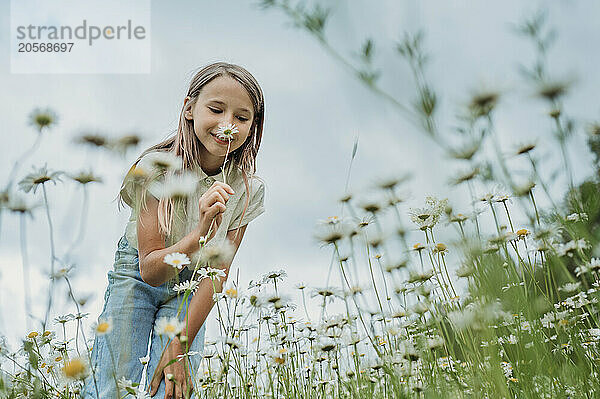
[83,235,206,399]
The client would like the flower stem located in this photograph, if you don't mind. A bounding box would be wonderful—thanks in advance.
[19,213,32,332]
[42,184,57,330]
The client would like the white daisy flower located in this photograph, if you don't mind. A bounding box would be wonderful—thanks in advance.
[117,376,134,392]
[311,287,344,302]
[514,140,537,155]
[427,336,445,349]
[75,132,109,148]
[150,171,198,200]
[408,196,448,230]
[173,279,200,294]
[60,356,89,382]
[316,337,337,352]
[198,267,226,280]
[215,123,239,141]
[135,388,151,399]
[559,282,582,293]
[566,212,588,222]
[154,316,185,338]
[109,134,141,155]
[18,165,63,194]
[163,252,191,270]
[223,280,239,298]
[7,193,37,214]
[69,170,103,185]
[143,151,182,171]
[260,269,288,284]
[176,351,200,361]
[199,241,235,266]
[29,108,58,132]
[127,161,153,182]
[93,318,113,335]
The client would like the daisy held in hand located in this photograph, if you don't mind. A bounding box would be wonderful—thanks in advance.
[215,123,239,142]
[201,122,239,242]
[215,123,238,186]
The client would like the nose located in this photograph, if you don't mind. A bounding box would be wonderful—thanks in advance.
[221,112,235,126]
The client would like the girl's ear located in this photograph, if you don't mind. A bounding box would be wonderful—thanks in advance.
[183,97,193,120]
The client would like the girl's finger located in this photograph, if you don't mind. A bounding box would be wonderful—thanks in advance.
[149,370,160,395]
[200,191,226,211]
[200,192,220,210]
[209,186,230,202]
[206,202,226,218]
[208,190,226,205]
[164,378,173,399]
[211,181,235,195]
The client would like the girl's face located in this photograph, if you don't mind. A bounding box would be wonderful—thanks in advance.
[184,75,255,166]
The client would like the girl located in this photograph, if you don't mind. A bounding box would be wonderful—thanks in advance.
[83,62,266,399]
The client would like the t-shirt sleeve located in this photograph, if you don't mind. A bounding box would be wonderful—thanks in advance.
[119,165,140,208]
[119,154,162,210]
[228,177,265,230]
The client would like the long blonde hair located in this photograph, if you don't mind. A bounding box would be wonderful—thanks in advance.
[118,62,265,240]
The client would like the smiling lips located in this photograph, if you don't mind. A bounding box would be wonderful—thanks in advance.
[211,133,231,145]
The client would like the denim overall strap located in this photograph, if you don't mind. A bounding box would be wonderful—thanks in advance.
[114,235,140,272]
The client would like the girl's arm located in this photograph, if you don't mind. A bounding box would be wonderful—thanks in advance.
[148,225,248,396]
[180,225,247,344]
[137,182,233,287]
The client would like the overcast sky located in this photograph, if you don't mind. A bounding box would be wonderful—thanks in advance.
[1,0,599,347]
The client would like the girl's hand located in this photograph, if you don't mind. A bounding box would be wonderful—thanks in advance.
[148,337,193,399]
[197,181,235,240]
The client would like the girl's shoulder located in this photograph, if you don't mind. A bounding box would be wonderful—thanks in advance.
[228,169,266,229]
[119,150,169,208]
[233,167,265,195]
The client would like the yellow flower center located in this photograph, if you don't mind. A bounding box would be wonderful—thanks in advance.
[274,356,285,365]
[164,324,176,333]
[27,331,38,338]
[435,243,447,251]
[225,288,238,298]
[516,229,529,237]
[130,166,147,177]
[413,243,425,250]
[96,322,110,333]
[62,359,86,379]
[558,319,568,327]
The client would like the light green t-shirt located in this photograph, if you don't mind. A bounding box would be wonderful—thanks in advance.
[119,151,265,266]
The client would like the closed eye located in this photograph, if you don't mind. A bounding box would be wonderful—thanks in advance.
[208,107,222,114]
[237,116,249,122]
